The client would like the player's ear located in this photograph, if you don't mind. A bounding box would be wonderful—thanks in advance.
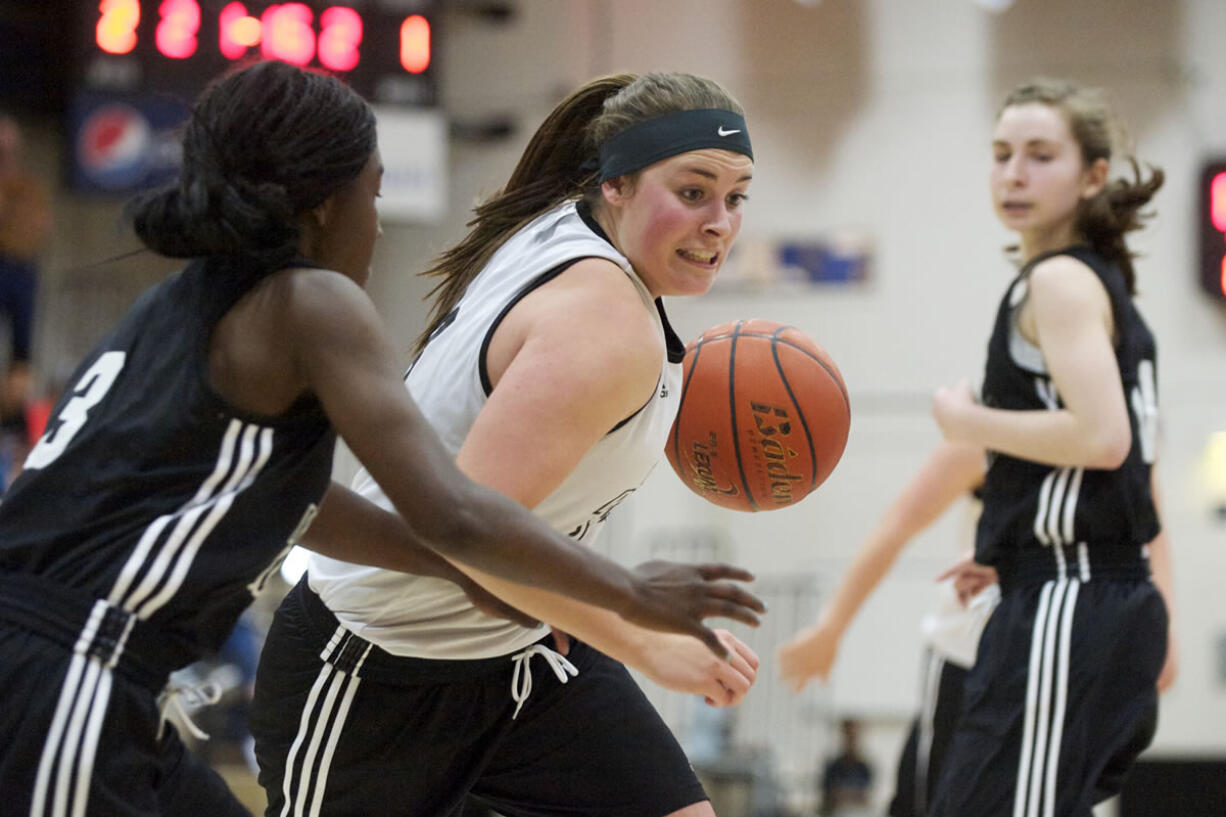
[1081,157,1109,199]
[601,175,634,207]
[309,195,335,228]
[298,196,334,259]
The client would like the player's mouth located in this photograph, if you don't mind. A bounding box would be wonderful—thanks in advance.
[677,248,719,267]
[1001,201,1033,215]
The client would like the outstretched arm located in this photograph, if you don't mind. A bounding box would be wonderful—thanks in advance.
[303,482,760,704]
[301,483,538,627]
[464,568,762,707]
[778,440,985,691]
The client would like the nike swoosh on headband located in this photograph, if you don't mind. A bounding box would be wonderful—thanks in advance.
[596,110,753,182]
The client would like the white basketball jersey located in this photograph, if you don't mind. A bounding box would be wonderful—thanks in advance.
[308,201,683,659]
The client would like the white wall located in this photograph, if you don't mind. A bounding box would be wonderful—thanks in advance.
[22,0,1226,810]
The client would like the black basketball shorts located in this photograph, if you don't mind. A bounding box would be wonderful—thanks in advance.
[0,615,249,817]
[889,651,968,817]
[930,547,1166,817]
[250,578,707,817]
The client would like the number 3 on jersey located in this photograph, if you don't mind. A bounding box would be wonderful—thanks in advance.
[25,352,127,470]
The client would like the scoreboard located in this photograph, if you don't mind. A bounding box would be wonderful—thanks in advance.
[1201,160,1226,302]
[80,0,438,106]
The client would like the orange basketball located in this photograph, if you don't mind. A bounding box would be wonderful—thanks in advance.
[665,319,850,512]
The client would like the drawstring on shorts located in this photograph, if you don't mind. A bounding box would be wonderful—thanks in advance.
[157,680,222,740]
[509,643,578,719]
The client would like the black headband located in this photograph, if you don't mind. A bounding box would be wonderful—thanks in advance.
[597,109,753,182]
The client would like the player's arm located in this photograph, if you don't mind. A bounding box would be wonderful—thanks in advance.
[465,568,760,706]
[284,268,763,655]
[299,482,538,627]
[777,440,985,691]
[428,260,758,701]
[452,258,664,509]
[440,263,719,623]
[303,479,758,702]
[934,257,1132,469]
[1148,468,1178,692]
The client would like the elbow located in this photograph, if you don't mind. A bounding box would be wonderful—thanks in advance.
[1087,426,1131,470]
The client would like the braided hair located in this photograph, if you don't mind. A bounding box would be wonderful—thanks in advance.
[130,60,376,271]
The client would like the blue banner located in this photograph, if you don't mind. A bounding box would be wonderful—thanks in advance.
[67,92,189,195]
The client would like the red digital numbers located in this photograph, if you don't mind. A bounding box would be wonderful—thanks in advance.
[95,3,431,75]
[1213,172,1226,298]
[400,15,431,74]
[260,4,315,65]
[156,0,201,59]
[319,7,362,72]
[1211,172,1226,234]
[219,3,261,60]
[97,0,141,55]
[1200,164,1226,301]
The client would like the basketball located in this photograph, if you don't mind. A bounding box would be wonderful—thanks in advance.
[665,319,850,512]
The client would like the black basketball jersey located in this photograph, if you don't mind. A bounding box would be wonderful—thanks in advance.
[0,257,335,658]
[975,246,1159,565]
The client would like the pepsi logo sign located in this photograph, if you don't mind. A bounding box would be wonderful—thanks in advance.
[76,104,152,190]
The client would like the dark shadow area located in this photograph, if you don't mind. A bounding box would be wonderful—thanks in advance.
[0,1,71,117]
[1120,758,1226,817]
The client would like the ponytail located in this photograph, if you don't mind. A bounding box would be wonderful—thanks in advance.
[129,174,299,268]
[1077,159,1163,295]
[413,75,634,354]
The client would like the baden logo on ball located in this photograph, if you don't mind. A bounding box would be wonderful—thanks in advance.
[666,319,850,512]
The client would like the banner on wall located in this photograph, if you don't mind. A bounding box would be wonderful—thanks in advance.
[67,92,189,195]
[66,95,448,221]
[710,230,874,294]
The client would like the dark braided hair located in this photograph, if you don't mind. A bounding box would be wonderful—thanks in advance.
[129,60,376,270]
[1001,78,1163,295]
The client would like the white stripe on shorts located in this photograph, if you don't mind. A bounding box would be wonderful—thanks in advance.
[915,650,945,816]
[280,627,365,817]
[1014,578,1080,817]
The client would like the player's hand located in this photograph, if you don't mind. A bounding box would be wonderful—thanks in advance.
[641,629,760,707]
[457,576,540,628]
[622,560,765,659]
[936,552,998,605]
[777,618,841,693]
[932,379,978,440]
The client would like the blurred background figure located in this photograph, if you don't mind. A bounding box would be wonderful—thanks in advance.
[819,718,874,817]
[0,112,52,489]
